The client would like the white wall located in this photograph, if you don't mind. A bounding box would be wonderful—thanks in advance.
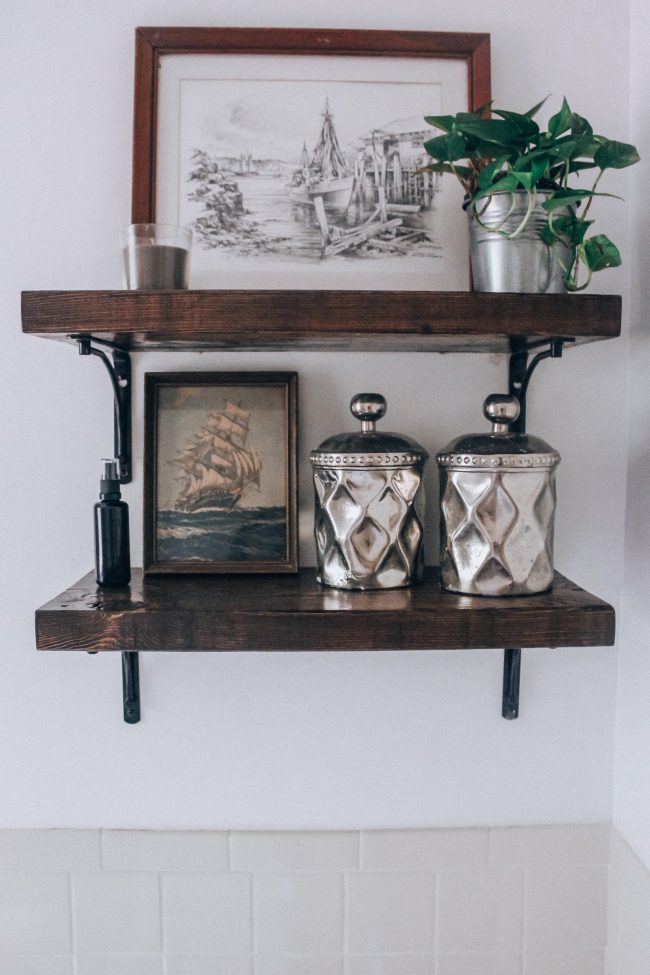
[613,0,650,870]
[1,0,632,829]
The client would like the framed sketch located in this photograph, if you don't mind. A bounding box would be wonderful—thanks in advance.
[143,371,298,574]
[132,27,490,292]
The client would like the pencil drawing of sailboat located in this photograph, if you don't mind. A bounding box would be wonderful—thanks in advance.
[173,401,262,513]
[287,98,354,209]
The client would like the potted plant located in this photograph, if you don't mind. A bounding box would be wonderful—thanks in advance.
[422,97,639,292]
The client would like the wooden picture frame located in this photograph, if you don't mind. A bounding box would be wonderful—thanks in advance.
[131,27,490,294]
[143,371,298,574]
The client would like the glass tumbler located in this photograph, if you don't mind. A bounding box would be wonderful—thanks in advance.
[121,224,191,289]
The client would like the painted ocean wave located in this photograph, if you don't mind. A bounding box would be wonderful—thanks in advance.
[156,506,286,562]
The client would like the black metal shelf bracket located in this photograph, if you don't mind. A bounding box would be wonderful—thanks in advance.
[76,337,132,483]
[122,652,140,724]
[500,338,571,720]
[502,648,521,719]
[76,335,136,722]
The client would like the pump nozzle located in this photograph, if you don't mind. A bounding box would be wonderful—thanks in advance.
[102,458,119,482]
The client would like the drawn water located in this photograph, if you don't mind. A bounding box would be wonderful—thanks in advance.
[235,175,438,263]
[238,175,352,261]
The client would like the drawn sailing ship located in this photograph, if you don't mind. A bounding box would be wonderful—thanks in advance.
[173,401,262,513]
[288,98,354,209]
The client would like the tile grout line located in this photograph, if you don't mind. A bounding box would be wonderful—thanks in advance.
[613,855,621,975]
[67,871,77,974]
[158,871,165,964]
[342,870,349,975]
[433,870,440,975]
[521,867,529,975]
[250,870,256,971]
[517,866,525,974]
[344,831,359,975]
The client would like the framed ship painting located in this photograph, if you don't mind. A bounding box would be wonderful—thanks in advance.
[144,372,298,574]
[131,27,490,293]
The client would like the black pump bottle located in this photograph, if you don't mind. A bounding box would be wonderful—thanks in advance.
[94,459,131,587]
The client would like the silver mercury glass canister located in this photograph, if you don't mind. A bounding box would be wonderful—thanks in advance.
[437,394,561,596]
[310,393,428,590]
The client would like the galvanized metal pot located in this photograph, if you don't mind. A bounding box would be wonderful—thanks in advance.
[310,393,427,590]
[437,395,560,596]
[466,191,567,293]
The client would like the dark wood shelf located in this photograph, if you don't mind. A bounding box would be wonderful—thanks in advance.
[36,568,615,653]
[21,290,621,353]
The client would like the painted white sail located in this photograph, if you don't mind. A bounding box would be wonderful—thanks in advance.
[172,400,263,512]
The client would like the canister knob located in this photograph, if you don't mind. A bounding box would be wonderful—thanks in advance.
[351,393,387,433]
[483,394,520,434]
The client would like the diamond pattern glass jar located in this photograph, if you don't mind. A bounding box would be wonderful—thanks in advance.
[437,394,561,596]
[310,394,428,590]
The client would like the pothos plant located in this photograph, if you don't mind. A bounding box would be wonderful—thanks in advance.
[422,97,640,291]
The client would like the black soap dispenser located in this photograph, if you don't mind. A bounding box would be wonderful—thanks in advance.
[94,458,131,587]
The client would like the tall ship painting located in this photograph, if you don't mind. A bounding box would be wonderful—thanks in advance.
[173,401,262,513]
[287,98,354,209]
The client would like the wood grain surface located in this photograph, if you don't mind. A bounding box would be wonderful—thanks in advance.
[21,291,622,353]
[35,568,615,652]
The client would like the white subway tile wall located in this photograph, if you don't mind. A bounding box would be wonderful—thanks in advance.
[0,824,641,974]
[72,872,161,953]
[606,829,650,975]
[163,874,251,955]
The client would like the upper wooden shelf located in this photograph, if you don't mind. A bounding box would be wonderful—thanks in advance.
[21,290,621,353]
[36,568,615,653]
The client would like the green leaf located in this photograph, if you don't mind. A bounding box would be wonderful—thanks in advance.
[542,189,597,211]
[525,95,550,119]
[472,100,493,117]
[545,138,581,162]
[540,223,556,246]
[547,214,593,245]
[424,114,455,133]
[583,234,622,270]
[476,156,511,189]
[420,161,473,179]
[447,133,469,158]
[456,118,526,147]
[548,97,573,138]
[472,174,527,200]
[456,110,488,123]
[570,113,593,138]
[492,109,540,138]
[513,171,535,190]
[594,140,640,170]
[512,155,550,184]
[566,160,599,173]
[423,134,455,161]
[424,132,468,161]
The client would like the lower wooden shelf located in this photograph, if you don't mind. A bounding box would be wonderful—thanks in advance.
[35,567,615,653]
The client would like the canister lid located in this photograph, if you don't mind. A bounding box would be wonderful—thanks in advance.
[310,393,428,469]
[437,394,560,470]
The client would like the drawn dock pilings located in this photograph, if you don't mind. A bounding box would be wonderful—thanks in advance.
[314,187,433,258]
[349,141,439,210]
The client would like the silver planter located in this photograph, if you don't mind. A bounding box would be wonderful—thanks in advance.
[466,191,567,293]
